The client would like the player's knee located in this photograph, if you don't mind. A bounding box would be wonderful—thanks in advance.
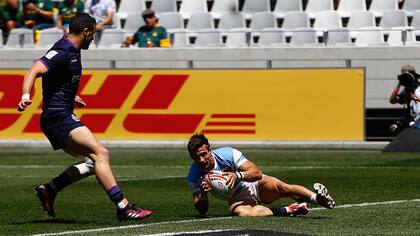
[232,208,252,217]
[94,146,110,163]
[277,182,292,194]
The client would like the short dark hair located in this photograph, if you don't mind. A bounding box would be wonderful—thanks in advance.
[69,13,96,35]
[187,134,210,157]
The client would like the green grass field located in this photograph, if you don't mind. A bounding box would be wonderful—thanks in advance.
[1,148,419,235]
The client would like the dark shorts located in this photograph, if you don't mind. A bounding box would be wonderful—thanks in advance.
[40,111,84,150]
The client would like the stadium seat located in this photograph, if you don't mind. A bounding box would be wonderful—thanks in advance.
[112,12,122,29]
[347,11,376,38]
[273,0,303,19]
[337,0,367,18]
[242,0,270,19]
[305,0,334,19]
[379,10,408,30]
[36,28,63,49]
[313,11,343,37]
[355,27,387,46]
[218,12,246,30]
[186,12,215,31]
[171,29,192,47]
[249,12,277,31]
[255,28,287,47]
[5,28,34,48]
[281,11,311,37]
[123,13,144,34]
[290,27,321,46]
[326,28,353,46]
[225,29,249,47]
[159,12,184,32]
[402,0,420,17]
[151,0,177,15]
[387,27,418,46]
[179,0,208,19]
[97,28,125,48]
[117,0,145,20]
[369,0,398,17]
[194,29,224,47]
[211,0,239,19]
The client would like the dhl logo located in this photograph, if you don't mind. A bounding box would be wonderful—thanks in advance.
[0,71,256,139]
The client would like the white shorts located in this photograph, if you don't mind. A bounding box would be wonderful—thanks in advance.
[228,180,261,205]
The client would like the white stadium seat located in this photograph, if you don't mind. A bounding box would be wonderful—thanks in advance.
[211,0,238,19]
[256,28,287,47]
[179,0,208,19]
[5,28,34,48]
[305,0,334,19]
[97,28,125,48]
[151,0,177,15]
[36,28,63,49]
[218,12,246,30]
[337,0,367,18]
[249,12,277,31]
[273,0,303,19]
[326,28,353,46]
[290,27,321,46]
[402,0,420,17]
[117,0,145,20]
[313,10,343,37]
[379,10,408,30]
[281,11,311,37]
[159,12,184,32]
[123,13,144,34]
[186,12,214,31]
[195,29,224,47]
[347,11,376,38]
[225,29,249,47]
[171,29,192,47]
[355,27,387,46]
[242,0,270,19]
[369,0,398,17]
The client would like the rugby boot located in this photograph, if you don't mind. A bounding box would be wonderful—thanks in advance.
[116,203,153,221]
[287,202,310,216]
[314,183,336,209]
[34,184,57,217]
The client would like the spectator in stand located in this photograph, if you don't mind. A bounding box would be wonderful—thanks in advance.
[57,0,85,34]
[0,0,21,33]
[22,0,54,31]
[121,9,171,48]
[84,0,116,32]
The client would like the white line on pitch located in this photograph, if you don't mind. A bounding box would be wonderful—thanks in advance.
[137,229,236,236]
[31,198,420,236]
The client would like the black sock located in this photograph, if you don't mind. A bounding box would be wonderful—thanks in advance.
[51,168,74,192]
[270,207,289,217]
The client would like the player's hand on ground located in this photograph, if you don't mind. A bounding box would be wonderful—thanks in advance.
[223,172,237,188]
[17,97,32,112]
[74,95,86,108]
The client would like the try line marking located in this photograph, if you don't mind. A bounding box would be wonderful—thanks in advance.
[31,198,420,236]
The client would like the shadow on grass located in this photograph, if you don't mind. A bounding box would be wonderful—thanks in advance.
[11,218,106,225]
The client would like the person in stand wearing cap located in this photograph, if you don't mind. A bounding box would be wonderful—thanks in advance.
[121,9,171,48]
[389,65,420,133]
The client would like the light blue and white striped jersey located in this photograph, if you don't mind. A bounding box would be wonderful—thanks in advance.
[187,147,248,194]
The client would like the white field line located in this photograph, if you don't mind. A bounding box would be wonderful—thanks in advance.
[138,229,236,236]
[31,198,420,236]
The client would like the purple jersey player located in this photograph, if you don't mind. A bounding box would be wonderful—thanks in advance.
[17,13,152,222]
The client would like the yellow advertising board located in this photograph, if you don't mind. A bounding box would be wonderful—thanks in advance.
[0,69,364,141]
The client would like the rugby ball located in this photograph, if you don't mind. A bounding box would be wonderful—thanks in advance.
[205,171,234,200]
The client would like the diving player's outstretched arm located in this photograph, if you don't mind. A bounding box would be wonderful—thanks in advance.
[18,61,48,112]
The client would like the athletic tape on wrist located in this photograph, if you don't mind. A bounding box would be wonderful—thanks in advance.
[235,171,244,180]
[21,93,30,100]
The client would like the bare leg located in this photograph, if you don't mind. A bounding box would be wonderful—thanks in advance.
[258,176,314,204]
[63,126,117,190]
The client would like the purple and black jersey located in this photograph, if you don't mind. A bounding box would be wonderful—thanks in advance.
[38,36,85,150]
[39,36,82,112]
